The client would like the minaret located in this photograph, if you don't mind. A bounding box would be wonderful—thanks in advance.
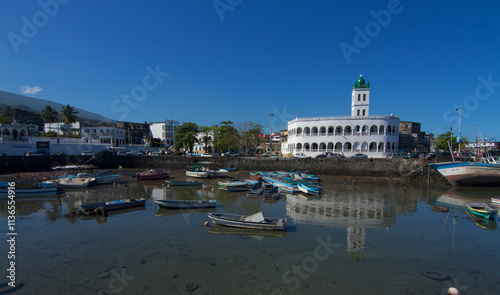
[351,75,370,117]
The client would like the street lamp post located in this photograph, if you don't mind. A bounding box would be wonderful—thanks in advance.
[269,113,274,155]
[456,108,462,155]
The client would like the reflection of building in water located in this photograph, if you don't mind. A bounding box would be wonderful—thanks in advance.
[286,192,396,262]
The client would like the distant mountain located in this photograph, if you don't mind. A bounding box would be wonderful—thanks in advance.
[0,90,114,122]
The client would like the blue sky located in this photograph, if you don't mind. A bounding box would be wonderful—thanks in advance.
[1,0,500,141]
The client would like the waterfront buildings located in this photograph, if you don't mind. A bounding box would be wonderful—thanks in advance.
[282,75,400,158]
[398,121,431,154]
[80,125,126,145]
[149,120,179,148]
[117,121,150,145]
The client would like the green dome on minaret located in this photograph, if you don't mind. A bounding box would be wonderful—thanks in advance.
[353,75,370,89]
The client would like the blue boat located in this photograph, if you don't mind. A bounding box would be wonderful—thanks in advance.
[466,203,499,220]
[80,198,146,213]
[297,183,322,195]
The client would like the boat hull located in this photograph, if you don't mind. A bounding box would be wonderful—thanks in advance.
[208,213,286,231]
[186,171,210,178]
[165,180,203,186]
[155,199,217,209]
[95,175,122,184]
[466,203,499,220]
[81,199,146,212]
[429,162,500,186]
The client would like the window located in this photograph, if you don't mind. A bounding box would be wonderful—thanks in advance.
[362,110,366,116]
[358,94,360,101]
[363,94,366,101]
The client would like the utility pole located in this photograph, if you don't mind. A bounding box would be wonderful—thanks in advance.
[269,113,274,155]
[456,108,462,155]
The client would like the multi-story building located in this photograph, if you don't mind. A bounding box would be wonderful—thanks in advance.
[398,121,430,153]
[149,119,179,147]
[117,121,150,145]
[80,125,126,146]
[44,122,80,136]
[283,75,400,158]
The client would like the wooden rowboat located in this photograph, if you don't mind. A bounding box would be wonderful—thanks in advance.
[155,199,217,209]
[263,187,282,200]
[466,203,499,220]
[297,183,323,195]
[80,198,146,212]
[208,212,287,231]
[246,182,265,196]
[165,180,203,186]
[138,169,170,180]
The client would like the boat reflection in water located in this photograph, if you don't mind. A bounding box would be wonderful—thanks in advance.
[434,186,500,231]
[207,224,287,241]
[466,210,497,231]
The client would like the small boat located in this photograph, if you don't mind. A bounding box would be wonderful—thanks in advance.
[466,203,499,220]
[246,182,265,196]
[186,166,210,178]
[208,168,230,177]
[155,199,217,209]
[165,180,203,186]
[47,177,95,188]
[94,174,122,184]
[226,186,250,192]
[264,177,299,193]
[0,182,66,196]
[492,198,500,206]
[263,186,282,200]
[218,181,250,190]
[297,183,323,195]
[207,212,287,231]
[80,198,146,212]
[137,169,170,180]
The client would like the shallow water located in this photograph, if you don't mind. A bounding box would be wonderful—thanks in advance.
[1,175,500,295]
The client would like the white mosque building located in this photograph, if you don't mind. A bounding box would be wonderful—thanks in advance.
[282,75,400,158]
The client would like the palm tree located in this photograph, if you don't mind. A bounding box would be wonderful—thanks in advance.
[60,105,79,138]
[41,105,58,134]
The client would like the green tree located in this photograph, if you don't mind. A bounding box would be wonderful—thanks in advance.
[199,125,215,153]
[174,122,199,153]
[60,105,79,138]
[41,105,58,133]
[0,115,11,124]
[237,120,264,155]
[214,121,240,153]
[435,132,468,152]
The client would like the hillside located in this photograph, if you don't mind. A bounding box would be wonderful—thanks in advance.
[0,90,114,122]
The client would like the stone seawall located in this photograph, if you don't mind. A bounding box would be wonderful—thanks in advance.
[0,155,447,183]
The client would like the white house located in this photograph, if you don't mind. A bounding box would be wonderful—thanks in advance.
[81,126,126,146]
[149,119,179,147]
[44,122,80,136]
[282,75,400,158]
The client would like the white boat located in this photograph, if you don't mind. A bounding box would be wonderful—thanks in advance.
[207,212,287,231]
[186,167,210,178]
[208,168,229,177]
[47,177,95,188]
[429,161,500,186]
